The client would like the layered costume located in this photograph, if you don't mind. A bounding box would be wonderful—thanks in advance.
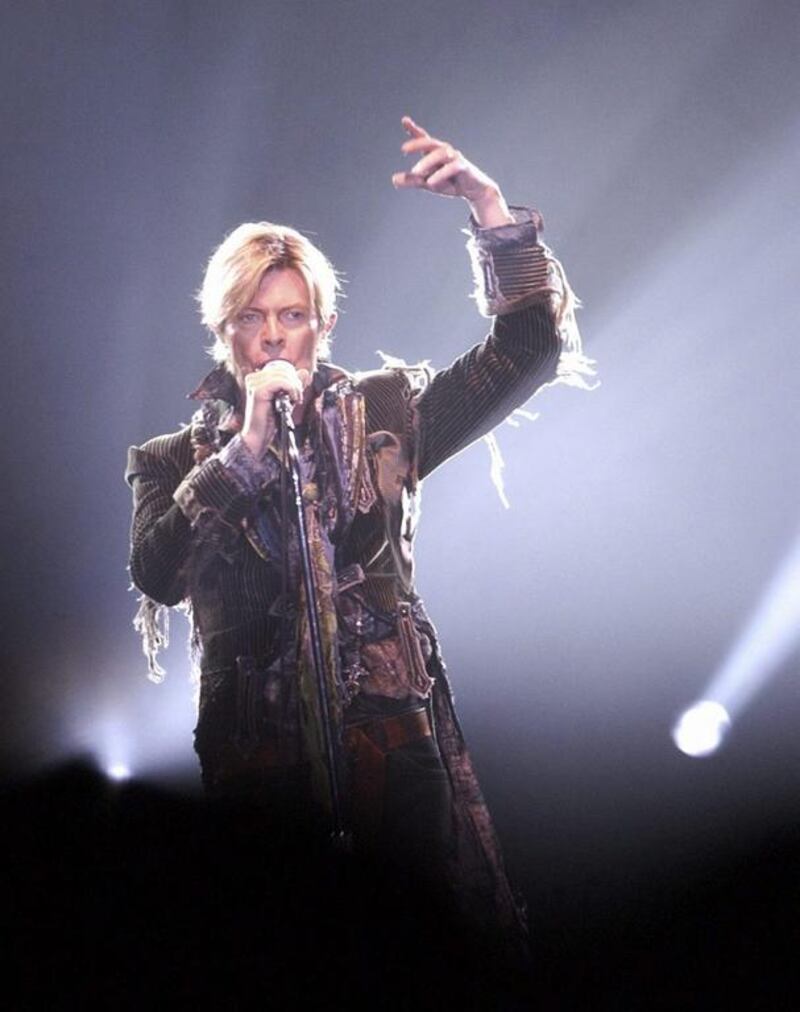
[126,208,592,942]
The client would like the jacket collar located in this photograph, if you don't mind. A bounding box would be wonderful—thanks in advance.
[187,363,241,408]
[187,361,353,411]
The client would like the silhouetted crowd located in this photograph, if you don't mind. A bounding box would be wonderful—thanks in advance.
[6,759,798,1009]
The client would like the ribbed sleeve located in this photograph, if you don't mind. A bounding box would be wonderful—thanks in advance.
[126,429,195,605]
[173,434,279,528]
[127,428,281,606]
[414,303,560,480]
[465,205,566,318]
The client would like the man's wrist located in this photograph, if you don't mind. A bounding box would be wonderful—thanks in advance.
[464,203,558,317]
[467,186,515,229]
[173,433,279,525]
[241,424,276,460]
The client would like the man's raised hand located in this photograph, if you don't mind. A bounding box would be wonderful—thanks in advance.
[391,115,514,228]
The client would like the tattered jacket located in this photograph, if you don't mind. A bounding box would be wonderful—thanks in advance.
[125,208,593,939]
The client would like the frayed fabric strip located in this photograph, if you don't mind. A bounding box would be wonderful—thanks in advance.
[133,594,170,684]
[132,593,197,684]
[466,203,597,388]
[484,431,510,510]
[547,254,598,393]
[465,205,598,506]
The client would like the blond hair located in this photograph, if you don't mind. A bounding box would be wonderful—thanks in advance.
[198,222,340,365]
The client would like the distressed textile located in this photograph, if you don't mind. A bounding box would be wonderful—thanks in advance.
[126,211,590,947]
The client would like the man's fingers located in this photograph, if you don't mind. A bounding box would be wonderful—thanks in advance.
[393,119,475,199]
[409,145,457,178]
[401,135,442,156]
[401,114,428,138]
[425,161,463,191]
[245,361,304,401]
[391,171,426,189]
[392,142,463,191]
[395,117,455,191]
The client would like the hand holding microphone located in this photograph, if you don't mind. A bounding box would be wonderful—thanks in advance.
[241,360,311,456]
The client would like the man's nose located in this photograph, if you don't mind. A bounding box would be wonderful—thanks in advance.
[260,317,283,346]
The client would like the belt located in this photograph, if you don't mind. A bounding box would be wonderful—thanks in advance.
[212,709,433,826]
[343,707,433,840]
[343,707,432,754]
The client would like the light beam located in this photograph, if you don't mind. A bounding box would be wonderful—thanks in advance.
[673,526,800,756]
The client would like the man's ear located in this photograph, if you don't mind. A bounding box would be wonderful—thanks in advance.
[318,311,337,359]
[217,327,235,369]
[322,311,338,338]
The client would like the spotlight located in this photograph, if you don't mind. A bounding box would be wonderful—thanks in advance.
[106,763,131,781]
[671,700,731,758]
[671,530,800,757]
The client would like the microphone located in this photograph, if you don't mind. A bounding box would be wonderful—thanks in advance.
[274,392,295,429]
[259,361,309,430]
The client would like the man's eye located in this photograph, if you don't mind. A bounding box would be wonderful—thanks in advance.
[238,312,260,325]
[283,309,306,323]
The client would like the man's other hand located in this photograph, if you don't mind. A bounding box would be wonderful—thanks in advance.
[391,115,514,228]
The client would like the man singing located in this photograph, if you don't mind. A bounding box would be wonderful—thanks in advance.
[126,116,591,943]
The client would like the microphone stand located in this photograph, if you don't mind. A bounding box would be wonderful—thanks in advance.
[276,397,348,846]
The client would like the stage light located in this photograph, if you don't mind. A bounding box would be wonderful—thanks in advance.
[106,763,131,781]
[67,690,195,788]
[672,522,800,758]
[672,700,731,758]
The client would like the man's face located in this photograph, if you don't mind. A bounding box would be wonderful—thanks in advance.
[224,266,331,388]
